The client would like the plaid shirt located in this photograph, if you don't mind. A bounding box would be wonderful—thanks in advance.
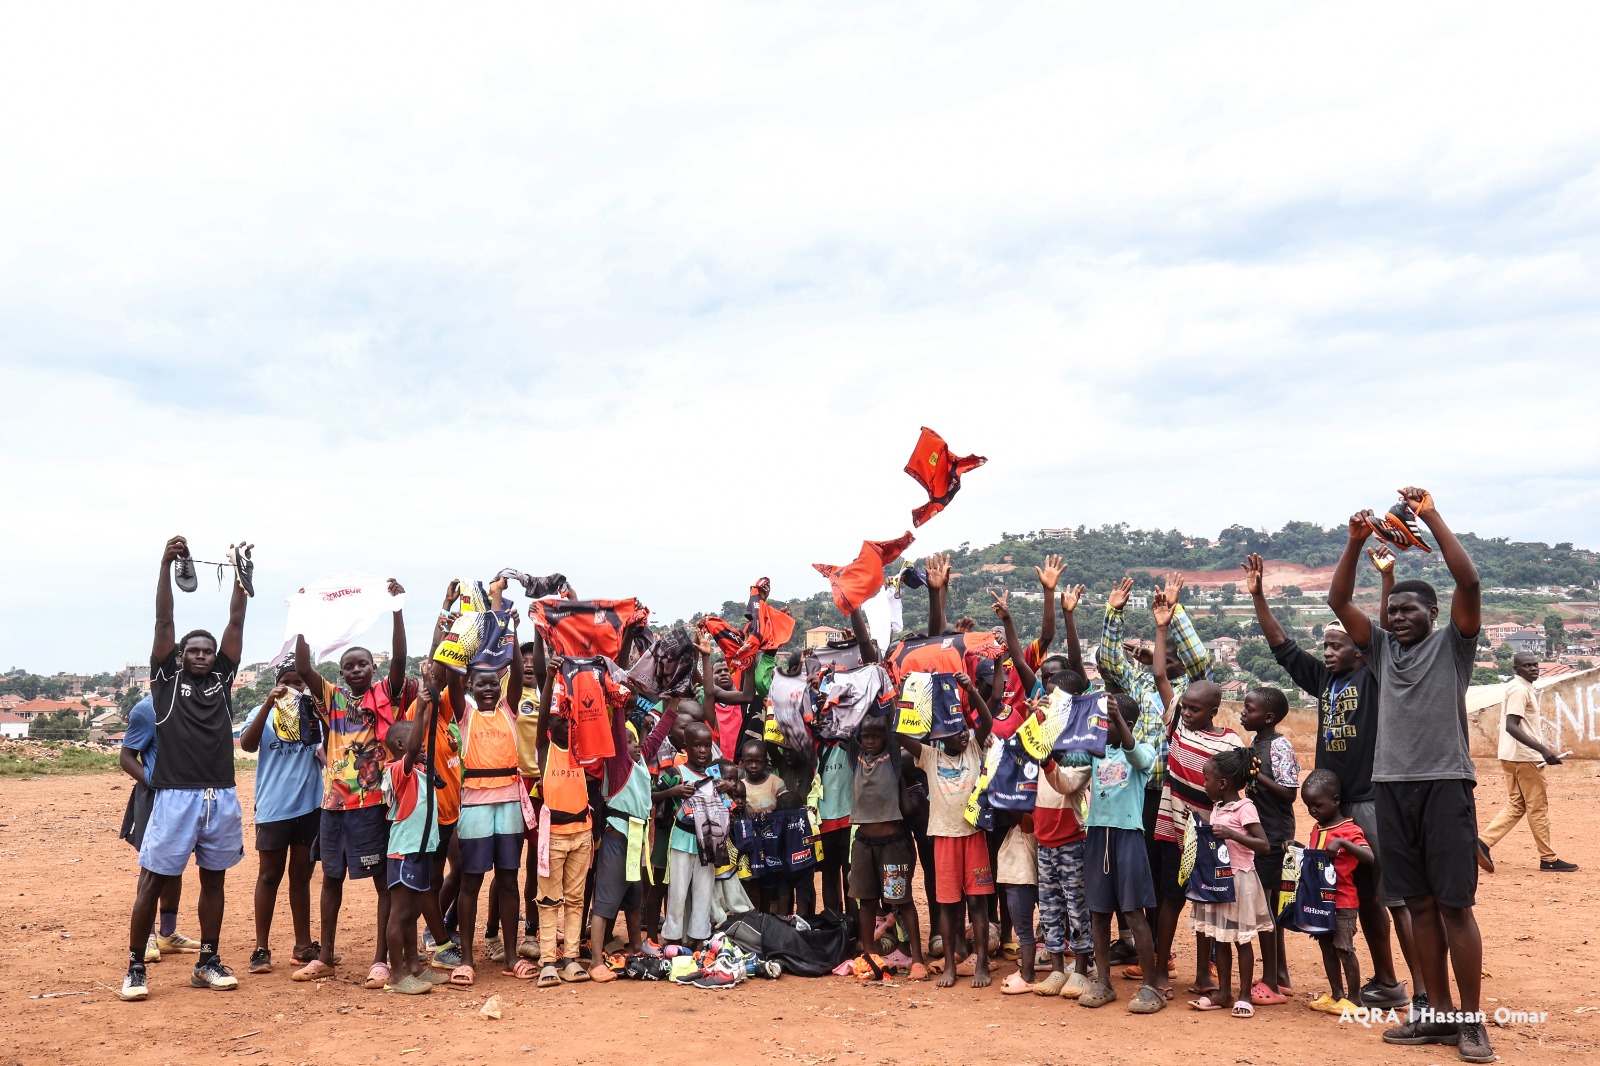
[1096,604,1212,790]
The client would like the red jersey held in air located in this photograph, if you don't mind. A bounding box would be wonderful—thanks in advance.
[904,427,987,527]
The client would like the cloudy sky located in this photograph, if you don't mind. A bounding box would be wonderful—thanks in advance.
[3,2,1597,673]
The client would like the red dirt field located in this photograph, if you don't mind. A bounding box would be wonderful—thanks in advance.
[1171,561,1338,594]
[1,764,1596,1066]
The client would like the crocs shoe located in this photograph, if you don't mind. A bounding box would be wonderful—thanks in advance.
[191,956,239,990]
[1060,971,1095,999]
[118,964,149,1002]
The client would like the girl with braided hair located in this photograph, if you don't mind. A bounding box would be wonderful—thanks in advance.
[1187,746,1274,1017]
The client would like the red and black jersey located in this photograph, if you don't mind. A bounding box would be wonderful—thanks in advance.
[557,656,625,767]
[812,532,914,614]
[904,426,986,527]
[532,598,650,659]
[885,631,1003,681]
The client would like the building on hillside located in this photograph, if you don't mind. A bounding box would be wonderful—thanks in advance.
[805,626,844,649]
[1126,595,1150,611]
[1206,637,1241,664]
[1504,629,1546,655]
[1219,681,1249,700]
[1481,622,1525,647]
[0,712,29,739]
[1038,528,1074,539]
[1539,662,1576,680]
[9,698,84,722]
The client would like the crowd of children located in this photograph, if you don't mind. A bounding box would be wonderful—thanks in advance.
[120,485,1507,1063]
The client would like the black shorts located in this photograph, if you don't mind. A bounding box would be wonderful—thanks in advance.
[120,782,155,850]
[819,826,850,869]
[1086,826,1158,915]
[847,829,915,904]
[256,809,320,852]
[592,826,645,921]
[1152,839,1185,902]
[1255,847,1284,921]
[1375,779,1478,910]
[434,820,456,862]
[318,806,387,880]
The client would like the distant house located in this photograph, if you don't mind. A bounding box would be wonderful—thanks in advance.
[805,626,844,650]
[0,712,29,739]
[1206,637,1242,664]
[1482,622,1525,647]
[9,697,84,722]
[1219,681,1249,699]
[1126,595,1150,611]
[1504,629,1546,655]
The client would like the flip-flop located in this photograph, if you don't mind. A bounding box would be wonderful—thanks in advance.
[504,959,538,980]
[1000,973,1033,995]
[537,964,560,988]
[1189,995,1225,1011]
[1231,1000,1255,1019]
[291,959,334,982]
[363,963,391,989]
[1250,981,1287,1005]
[449,965,475,987]
[559,960,591,983]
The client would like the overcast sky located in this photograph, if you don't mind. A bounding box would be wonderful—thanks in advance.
[3,2,1597,674]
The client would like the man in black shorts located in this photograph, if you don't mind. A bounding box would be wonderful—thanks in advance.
[1329,488,1491,1063]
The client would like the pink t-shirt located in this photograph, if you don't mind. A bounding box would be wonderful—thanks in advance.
[1210,797,1261,873]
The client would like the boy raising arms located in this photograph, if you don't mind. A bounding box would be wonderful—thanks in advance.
[121,536,252,1001]
[1328,487,1492,1063]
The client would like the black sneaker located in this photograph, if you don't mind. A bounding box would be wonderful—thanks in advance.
[1540,858,1579,872]
[1409,989,1430,1022]
[118,964,148,1002]
[1383,1018,1461,1046]
[248,947,271,974]
[174,552,198,594]
[227,543,254,598]
[1108,939,1137,965]
[1458,1020,1495,1063]
[1360,976,1410,1008]
[191,956,239,990]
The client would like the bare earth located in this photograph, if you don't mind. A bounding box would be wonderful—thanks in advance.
[1,762,1595,1066]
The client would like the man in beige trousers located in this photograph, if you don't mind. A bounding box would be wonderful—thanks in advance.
[1477,652,1578,873]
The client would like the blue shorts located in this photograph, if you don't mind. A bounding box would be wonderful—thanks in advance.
[1085,826,1158,915]
[318,806,387,880]
[139,787,245,876]
[387,854,432,892]
[457,801,524,874]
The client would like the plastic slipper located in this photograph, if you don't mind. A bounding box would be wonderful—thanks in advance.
[386,974,433,996]
[1128,985,1167,1014]
[1000,973,1033,995]
[1078,982,1117,1009]
[559,960,591,983]
[589,964,617,983]
[1033,971,1069,996]
[1250,981,1287,1005]
[449,965,475,987]
[504,958,538,980]
[364,963,392,989]
[926,956,945,975]
[1189,995,1225,1011]
[955,954,978,977]
[291,959,334,982]
[907,962,929,981]
[537,964,560,988]
[419,968,451,985]
[1231,1000,1254,1019]
[1061,971,1094,999]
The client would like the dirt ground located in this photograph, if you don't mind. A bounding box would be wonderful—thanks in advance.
[1,762,1596,1066]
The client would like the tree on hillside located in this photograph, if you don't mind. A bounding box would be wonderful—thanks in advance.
[31,710,87,741]
[1471,666,1502,686]
[1543,614,1566,654]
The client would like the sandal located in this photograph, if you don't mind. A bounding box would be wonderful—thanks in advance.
[1000,973,1033,995]
[291,959,335,982]
[559,960,591,983]
[1078,982,1117,1009]
[1128,985,1167,1014]
[537,964,560,988]
[364,963,392,989]
[449,965,475,987]
[954,954,977,977]
[386,974,433,996]
[1250,981,1287,1005]
[1033,971,1069,996]
[1231,1000,1255,1018]
[419,968,451,985]
[1189,995,1225,1011]
[504,959,538,980]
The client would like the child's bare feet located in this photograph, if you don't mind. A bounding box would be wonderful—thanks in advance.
[971,961,991,989]
[935,967,957,989]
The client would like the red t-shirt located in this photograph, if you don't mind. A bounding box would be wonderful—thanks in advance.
[1310,817,1368,910]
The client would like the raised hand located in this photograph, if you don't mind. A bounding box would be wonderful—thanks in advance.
[1108,577,1134,611]
[1367,545,1395,573]
[1161,571,1184,608]
[926,553,951,590]
[387,577,406,597]
[1035,554,1064,593]
[694,631,714,656]
[1059,584,1085,613]
[989,589,1011,623]
[441,579,460,608]
[162,536,189,565]
[1348,509,1375,540]
[1398,486,1436,517]
[1151,590,1174,627]
[1243,554,1264,596]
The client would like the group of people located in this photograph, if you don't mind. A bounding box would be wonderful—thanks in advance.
[114,488,1574,1064]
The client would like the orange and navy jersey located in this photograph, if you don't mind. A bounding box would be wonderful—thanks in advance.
[533,598,649,659]
[813,532,915,614]
[904,427,987,527]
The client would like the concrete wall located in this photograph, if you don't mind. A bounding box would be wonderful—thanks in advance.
[1216,665,1600,762]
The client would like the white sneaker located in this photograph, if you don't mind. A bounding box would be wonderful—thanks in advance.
[118,966,149,1001]
[190,957,239,990]
[144,934,161,964]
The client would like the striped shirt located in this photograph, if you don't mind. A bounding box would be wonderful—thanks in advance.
[1096,604,1212,790]
[1154,723,1244,843]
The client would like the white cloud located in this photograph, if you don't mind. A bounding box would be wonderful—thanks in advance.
[2,1,1597,672]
